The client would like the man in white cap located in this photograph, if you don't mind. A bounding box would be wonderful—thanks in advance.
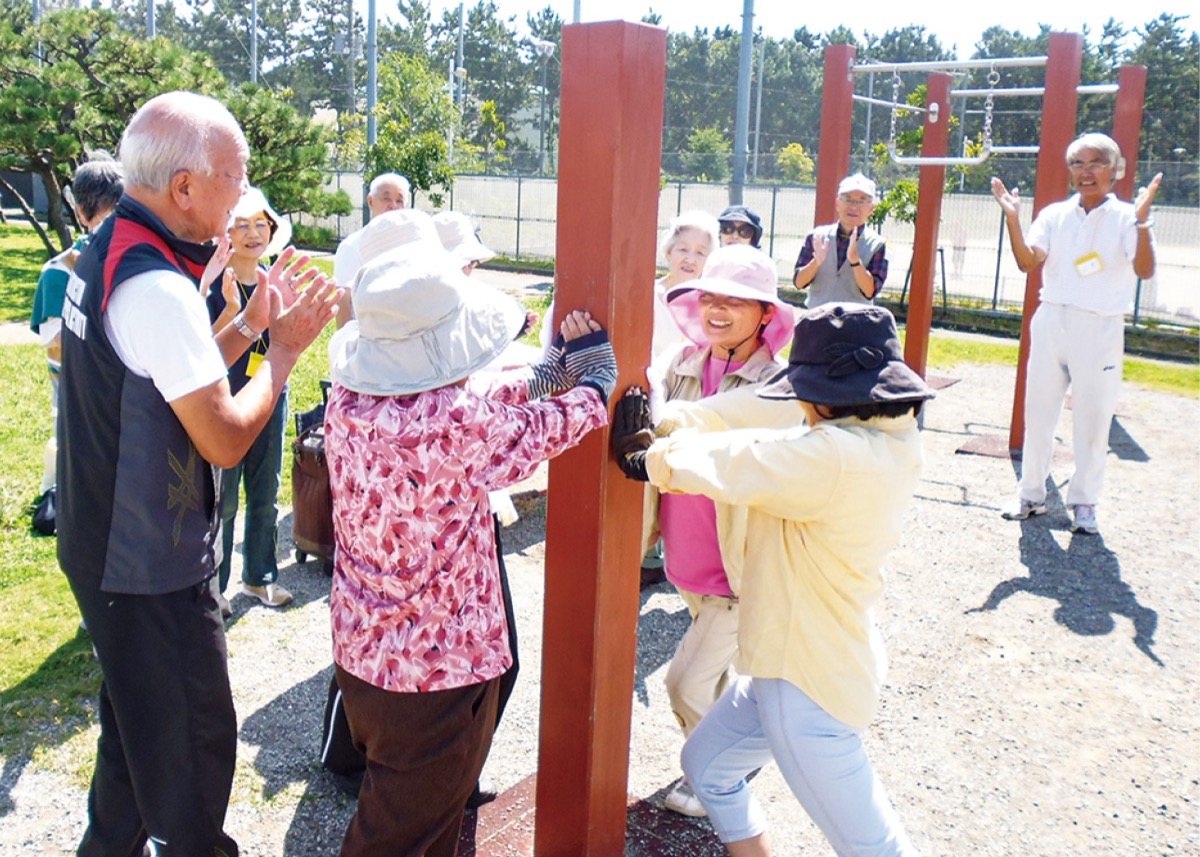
[792,173,888,307]
[334,172,410,326]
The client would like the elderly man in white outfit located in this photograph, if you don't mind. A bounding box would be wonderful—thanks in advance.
[334,172,410,327]
[993,132,1161,535]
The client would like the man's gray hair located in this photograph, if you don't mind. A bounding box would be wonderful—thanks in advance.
[1066,133,1122,169]
[369,172,410,204]
[658,210,720,262]
[72,152,124,222]
[119,91,247,194]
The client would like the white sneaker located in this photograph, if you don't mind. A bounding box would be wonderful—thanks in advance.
[1070,504,1099,534]
[1001,497,1047,520]
[241,583,294,608]
[664,778,707,818]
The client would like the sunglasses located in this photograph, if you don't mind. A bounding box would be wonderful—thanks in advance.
[720,222,756,240]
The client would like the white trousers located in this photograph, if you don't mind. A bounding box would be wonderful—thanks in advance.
[665,590,739,736]
[1019,303,1124,508]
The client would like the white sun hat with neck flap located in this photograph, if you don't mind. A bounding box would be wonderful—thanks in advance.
[328,244,526,397]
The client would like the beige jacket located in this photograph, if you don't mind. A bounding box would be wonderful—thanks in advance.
[641,343,785,596]
[647,385,924,728]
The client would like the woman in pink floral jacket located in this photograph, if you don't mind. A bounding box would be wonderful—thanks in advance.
[324,234,617,857]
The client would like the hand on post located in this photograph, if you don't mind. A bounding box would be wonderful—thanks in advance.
[561,311,617,403]
[611,385,654,482]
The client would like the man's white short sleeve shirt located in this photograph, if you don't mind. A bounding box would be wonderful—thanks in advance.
[103,269,227,402]
[333,227,365,289]
[1027,193,1148,315]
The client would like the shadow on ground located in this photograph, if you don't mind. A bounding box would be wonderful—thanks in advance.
[967,483,1162,666]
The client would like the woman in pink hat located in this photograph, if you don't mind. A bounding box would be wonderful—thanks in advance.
[641,243,795,818]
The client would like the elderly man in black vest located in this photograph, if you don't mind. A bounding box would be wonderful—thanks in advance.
[58,90,341,857]
[792,173,889,307]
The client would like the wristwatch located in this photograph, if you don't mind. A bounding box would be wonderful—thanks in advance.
[232,312,262,341]
[849,261,862,268]
[1136,218,1154,230]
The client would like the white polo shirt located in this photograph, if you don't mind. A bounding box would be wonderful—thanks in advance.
[1027,193,1151,316]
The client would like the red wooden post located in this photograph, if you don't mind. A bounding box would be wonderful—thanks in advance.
[815,44,857,228]
[534,20,667,856]
[1112,65,1148,202]
[1008,32,1083,454]
[903,72,952,379]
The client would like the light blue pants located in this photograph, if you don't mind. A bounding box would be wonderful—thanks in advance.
[218,392,287,591]
[681,676,918,856]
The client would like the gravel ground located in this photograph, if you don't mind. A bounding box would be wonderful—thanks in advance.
[2,342,1197,855]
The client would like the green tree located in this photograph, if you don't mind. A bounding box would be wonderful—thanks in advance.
[681,125,731,182]
[776,142,815,183]
[0,8,348,254]
[1127,14,1199,202]
[0,9,226,251]
[228,84,352,219]
[367,51,456,205]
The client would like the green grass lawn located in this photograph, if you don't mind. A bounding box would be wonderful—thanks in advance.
[0,223,56,323]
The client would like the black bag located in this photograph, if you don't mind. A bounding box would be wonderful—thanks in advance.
[320,672,366,778]
[32,488,56,536]
[292,383,334,573]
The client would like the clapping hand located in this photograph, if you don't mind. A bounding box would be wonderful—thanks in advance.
[200,235,234,299]
[1135,173,1163,223]
[991,177,1021,218]
[811,234,831,267]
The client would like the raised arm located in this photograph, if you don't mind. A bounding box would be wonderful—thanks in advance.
[1132,172,1163,280]
[991,177,1046,272]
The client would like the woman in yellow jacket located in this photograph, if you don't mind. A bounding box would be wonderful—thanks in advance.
[614,304,934,856]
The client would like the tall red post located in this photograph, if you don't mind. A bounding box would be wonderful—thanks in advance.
[1008,32,1083,454]
[534,21,667,856]
[903,72,952,378]
[1111,65,1148,202]
[815,44,857,228]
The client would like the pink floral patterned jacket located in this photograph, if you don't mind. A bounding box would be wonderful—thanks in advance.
[325,375,607,693]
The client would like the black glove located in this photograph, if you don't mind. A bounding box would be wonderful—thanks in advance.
[611,386,654,482]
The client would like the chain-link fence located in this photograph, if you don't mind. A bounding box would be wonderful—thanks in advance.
[299,172,1199,331]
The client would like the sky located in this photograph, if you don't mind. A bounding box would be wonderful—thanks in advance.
[422,0,1193,59]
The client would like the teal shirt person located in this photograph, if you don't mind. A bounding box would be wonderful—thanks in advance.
[31,235,89,376]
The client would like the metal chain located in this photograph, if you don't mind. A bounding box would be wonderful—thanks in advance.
[982,63,1000,148]
[889,69,902,148]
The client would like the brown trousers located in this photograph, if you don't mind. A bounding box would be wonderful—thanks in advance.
[335,666,500,857]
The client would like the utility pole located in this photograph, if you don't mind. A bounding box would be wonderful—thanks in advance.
[346,0,356,118]
[147,0,154,38]
[751,33,765,180]
[730,0,754,204]
[367,0,377,149]
[533,39,556,176]
[251,0,258,84]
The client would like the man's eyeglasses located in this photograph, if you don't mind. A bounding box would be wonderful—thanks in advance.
[720,222,756,240]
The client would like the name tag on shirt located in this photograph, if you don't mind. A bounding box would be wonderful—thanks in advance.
[1074,252,1104,278]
